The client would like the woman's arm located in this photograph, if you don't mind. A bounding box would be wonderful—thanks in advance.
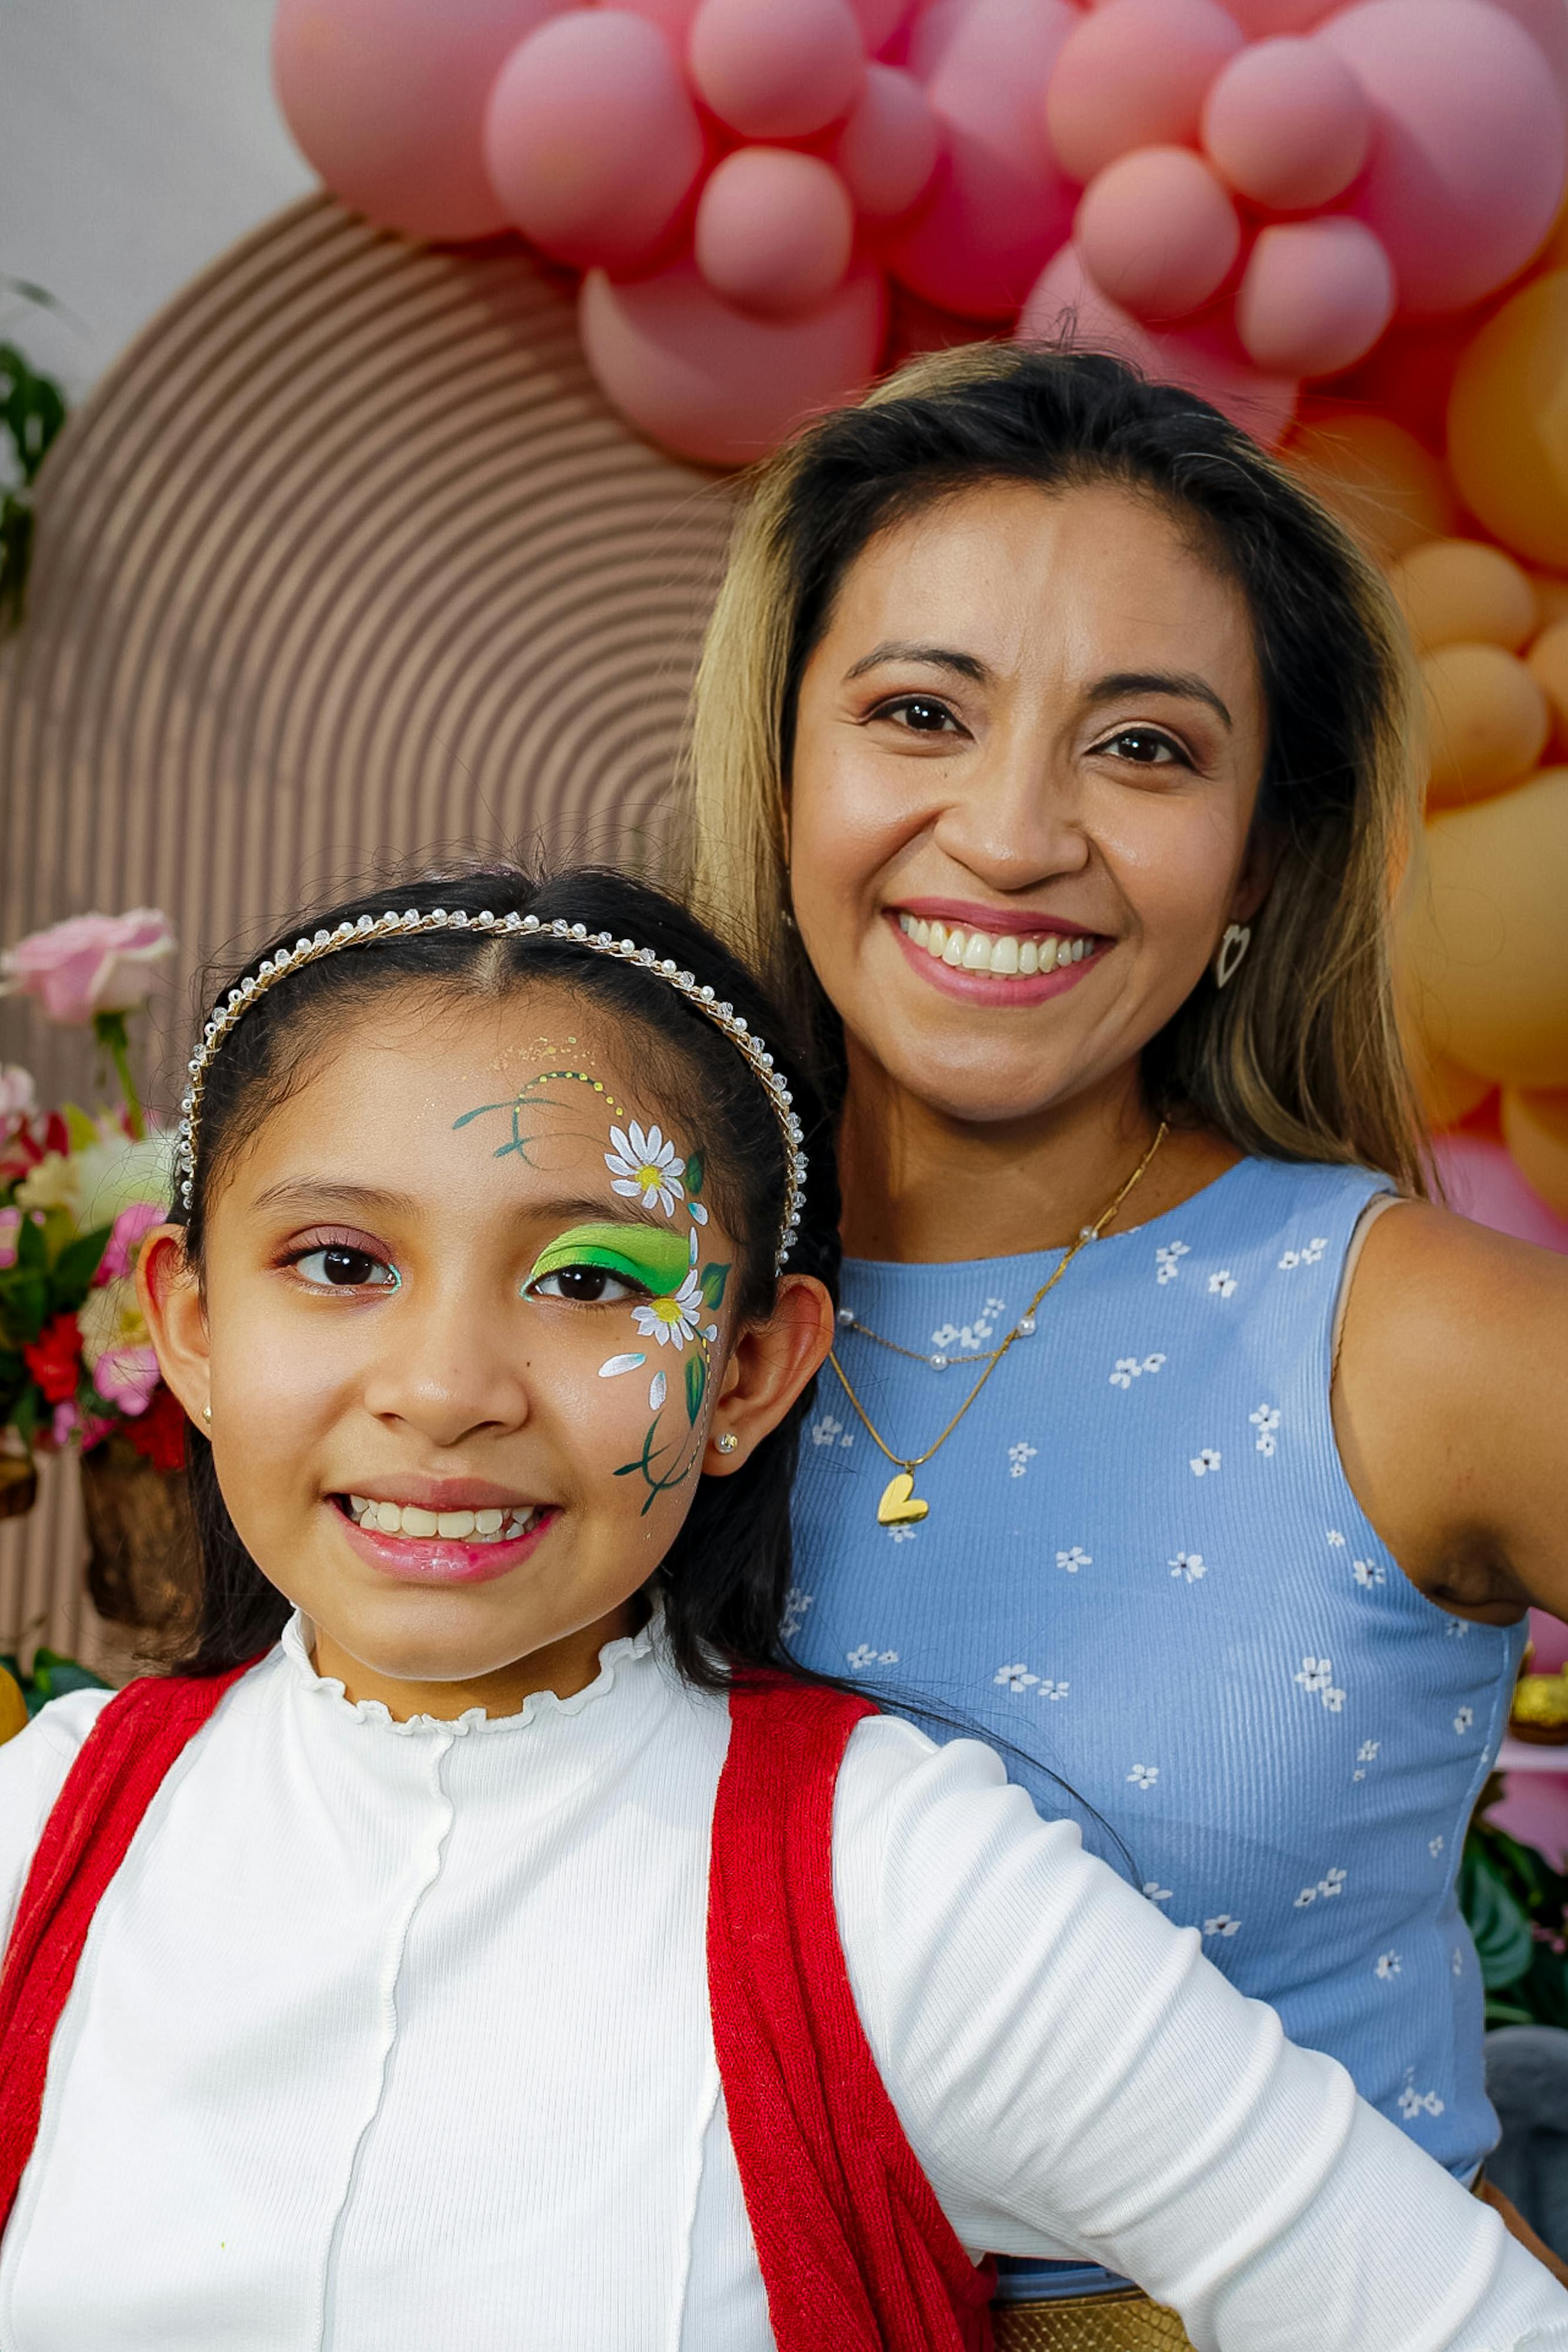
[1333,1202,1568,1624]
[833,1716,1568,2351]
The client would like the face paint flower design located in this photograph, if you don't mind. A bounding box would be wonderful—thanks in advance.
[605,1122,685,1218]
[632,1268,705,1350]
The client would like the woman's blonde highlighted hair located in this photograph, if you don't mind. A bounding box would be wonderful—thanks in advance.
[683,342,1428,1195]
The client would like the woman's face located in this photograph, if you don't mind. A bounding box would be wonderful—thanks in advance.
[142,984,829,1708]
[788,480,1270,1126]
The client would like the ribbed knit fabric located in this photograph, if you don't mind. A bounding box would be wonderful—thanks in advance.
[791,1158,1530,2300]
[713,1674,995,2351]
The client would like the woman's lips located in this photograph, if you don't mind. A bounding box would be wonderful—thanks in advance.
[336,1499,557,1586]
[887,910,1107,1006]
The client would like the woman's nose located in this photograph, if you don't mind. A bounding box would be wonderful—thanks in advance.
[930,735,1092,891]
[360,1285,530,1446]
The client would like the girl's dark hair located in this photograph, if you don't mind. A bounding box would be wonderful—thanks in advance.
[173,862,840,1689]
[686,341,1427,1195]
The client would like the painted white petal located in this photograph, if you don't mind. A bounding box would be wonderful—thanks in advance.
[689,1228,700,1263]
[610,1178,643,1200]
[643,1125,664,1160]
[609,1127,635,1163]
[690,1201,707,1224]
[599,1352,647,1379]
[663,1173,685,1198]
[626,1122,651,1160]
[648,1371,667,1410]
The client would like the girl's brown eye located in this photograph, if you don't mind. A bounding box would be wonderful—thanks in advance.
[293,1245,399,1290]
[529,1265,638,1304]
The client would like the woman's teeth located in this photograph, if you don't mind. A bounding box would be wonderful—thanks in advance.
[897,913,1096,978]
[346,1496,536,1542]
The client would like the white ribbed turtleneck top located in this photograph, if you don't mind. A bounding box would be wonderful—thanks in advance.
[0,1613,1564,2352]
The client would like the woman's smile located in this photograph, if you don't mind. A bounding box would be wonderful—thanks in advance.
[889,906,1108,1005]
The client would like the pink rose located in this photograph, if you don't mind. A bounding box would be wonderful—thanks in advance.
[91,1343,163,1417]
[2,910,175,1024]
[0,1066,35,1121]
[0,1207,18,1270]
[96,1199,164,1282]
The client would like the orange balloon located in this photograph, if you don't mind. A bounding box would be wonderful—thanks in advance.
[1399,1014,1495,1128]
[1530,572,1568,630]
[1447,270,1568,570]
[1398,767,1568,1088]
[1526,617,1568,753]
[1502,1086,1568,1217]
[1388,538,1539,654]
[1420,643,1550,806]
[1505,1087,1568,1214]
[1286,412,1457,563]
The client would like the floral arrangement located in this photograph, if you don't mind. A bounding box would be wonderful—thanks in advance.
[0,909,186,1481]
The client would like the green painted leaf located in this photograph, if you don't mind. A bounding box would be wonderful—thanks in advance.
[685,1150,704,1198]
[699,1260,730,1309]
[685,1352,707,1424]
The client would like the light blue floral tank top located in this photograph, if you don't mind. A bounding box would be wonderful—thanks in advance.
[790,1157,1525,2300]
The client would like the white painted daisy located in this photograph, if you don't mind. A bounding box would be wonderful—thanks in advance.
[631,1268,704,1349]
[604,1122,686,1217]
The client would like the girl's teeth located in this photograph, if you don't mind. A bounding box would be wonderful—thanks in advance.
[897,913,1094,982]
[350,1499,536,1542]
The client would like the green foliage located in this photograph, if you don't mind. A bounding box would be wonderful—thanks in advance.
[1460,1808,1568,2030]
[685,1151,704,1200]
[0,1647,112,1719]
[0,333,69,630]
[685,1351,707,1425]
[699,1259,729,1309]
[0,1213,111,1435]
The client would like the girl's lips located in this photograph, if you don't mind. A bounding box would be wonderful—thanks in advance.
[337,1503,557,1586]
[887,912,1107,1007]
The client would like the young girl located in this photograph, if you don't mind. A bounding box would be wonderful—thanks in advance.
[0,863,1563,2352]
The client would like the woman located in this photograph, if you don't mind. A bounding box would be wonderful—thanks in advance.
[684,343,1568,2341]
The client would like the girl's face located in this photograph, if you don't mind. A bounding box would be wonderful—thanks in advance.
[142,985,831,1715]
[787,480,1271,1127]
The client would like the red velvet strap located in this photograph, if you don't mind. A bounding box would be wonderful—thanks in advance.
[0,1659,255,2230]
[709,1672,995,2352]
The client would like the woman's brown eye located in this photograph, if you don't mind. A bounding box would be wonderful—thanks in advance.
[1100,728,1180,764]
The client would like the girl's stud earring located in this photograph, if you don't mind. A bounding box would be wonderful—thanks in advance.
[1214,923,1252,990]
[716,1432,739,1455]
[202,1404,212,1424]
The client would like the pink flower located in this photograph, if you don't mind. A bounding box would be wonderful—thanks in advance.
[96,1200,163,1282]
[50,1400,80,1448]
[0,1065,35,1121]
[91,1343,162,1417]
[0,1207,19,1270]
[2,910,175,1024]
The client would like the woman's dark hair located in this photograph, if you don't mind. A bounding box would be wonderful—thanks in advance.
[172,861,840,1689]
[686,341,1427,1195]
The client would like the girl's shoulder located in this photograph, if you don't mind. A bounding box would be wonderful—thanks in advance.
[0,1688,117,1945]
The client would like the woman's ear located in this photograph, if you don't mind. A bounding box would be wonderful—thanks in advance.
[1231,818,1284,927]
[135,1226,211,1425]
[704,1273,835,1474]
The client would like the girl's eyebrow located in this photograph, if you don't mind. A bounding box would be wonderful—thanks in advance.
[250,1178,411,1217]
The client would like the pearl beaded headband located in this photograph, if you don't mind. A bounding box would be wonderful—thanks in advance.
[175,907,807,1270]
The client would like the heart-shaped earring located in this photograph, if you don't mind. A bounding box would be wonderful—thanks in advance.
[1213,923,1252,990]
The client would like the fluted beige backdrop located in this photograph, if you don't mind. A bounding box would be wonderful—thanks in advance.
[0,195,734,1666]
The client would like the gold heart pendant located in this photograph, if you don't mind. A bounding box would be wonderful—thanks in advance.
[877,1471,929,1526]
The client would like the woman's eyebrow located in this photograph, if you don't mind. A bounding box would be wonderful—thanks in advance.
[845,640,990,684]
[1085,669,1233,727]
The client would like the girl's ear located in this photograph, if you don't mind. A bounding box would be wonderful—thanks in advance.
[135,1226,212,1425]
[705,1274,834,1474]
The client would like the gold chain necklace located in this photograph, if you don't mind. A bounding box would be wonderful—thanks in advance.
[829,1122,1168,1528]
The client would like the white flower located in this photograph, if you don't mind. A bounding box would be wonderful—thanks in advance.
[1430,1835,1445,1857]
[1302,1238,1327,1264]
[1326,1529,1346,1548]
[1322,1685,1346,1712]
[1446,1616,1469,1638]
[1249,1403,1281,1458]
[1352,1558,1385,1589]
[1293,1657,1346,1712]
[1155,1240,1190,1284]
[930,1322,961,1350]
[1375,1951,1401,1980]
[1110,1357,1141,1388]
[604,1122,686,1217]
[1190,1448,1221,1476]
[1038,1679,1069,1701]
[1169,1551,1207,1583]
[1454,1706,1475,1735]
[995,1661,1039,1692]
[781,1588,813,1641]
[1397,2084,1445,2121]
[1057,1546,1092,1573]
[887,1523,920,1544]
[1007,1440,1037,1478]
[1452,1947,1464,1977]
[1127,1763,1159,1790]
[631,1268,704,1349]
[1142,1352,1166,1374]
[1203,1914,1241,1937]
[1208,1269,1238,1297]
[1296,1866,1347,1907]
[811,1414,845,1446]
[1358,1740,1380,1763]
[1143,1882,1173,1903]
[1278,1249,1300,1270]
[846,1643,899,1671]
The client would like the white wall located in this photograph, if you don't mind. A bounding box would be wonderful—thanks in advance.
[0,0,313,399]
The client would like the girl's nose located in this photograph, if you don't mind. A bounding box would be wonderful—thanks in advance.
[360,1289,531,1446]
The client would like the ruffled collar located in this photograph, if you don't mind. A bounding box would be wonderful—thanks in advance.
[278,1603,663,1738]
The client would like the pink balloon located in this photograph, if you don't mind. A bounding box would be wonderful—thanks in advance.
[688,0,866,141]
[1486,0,1568,101]
[1076,146,1241,321]
[1221,0,1335,26]
[483,11,704,272]
[831,63,940,220]
[848,0,913,51]
[1202,38,1370,211]
[272,0,566,241]
[620,0,701,38]
[1018,242,1299,445]
[1430,1132,1568,1254]
[1045,0,1245,185]
[1320,0,1567,315]
[1235,216,1395,375]
[579,259,888,466]
[889,0,1079,319]
[696,149,856,317]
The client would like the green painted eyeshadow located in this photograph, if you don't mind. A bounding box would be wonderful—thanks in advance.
[527,1221,690,1297]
